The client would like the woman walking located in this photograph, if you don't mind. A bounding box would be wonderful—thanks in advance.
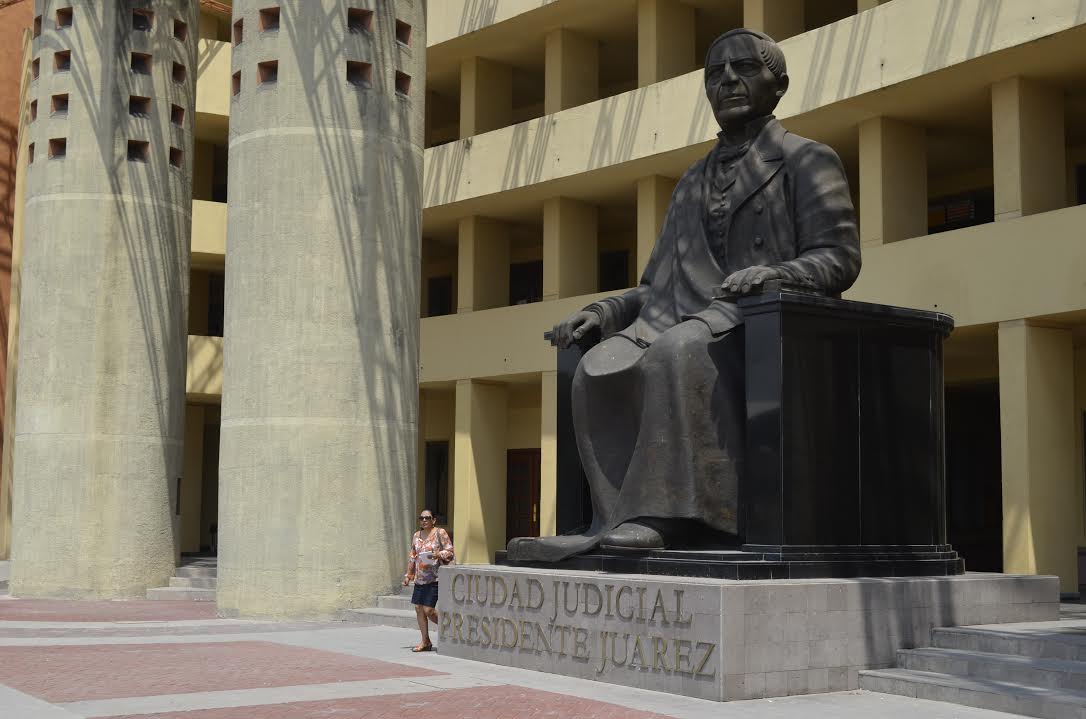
[403,510,453,652]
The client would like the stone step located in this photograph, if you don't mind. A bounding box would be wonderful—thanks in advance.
[933,625,1086,662]
[377,595,413,611]
[860,668,1086,719]
[341,607,418,630]
[900,647,1086,692]
[169,576,218,589]
[175,565,218,579]
[146,586,216,601]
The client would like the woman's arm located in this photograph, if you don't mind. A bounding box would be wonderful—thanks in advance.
[437,528,454,564]
[403,531,419,584]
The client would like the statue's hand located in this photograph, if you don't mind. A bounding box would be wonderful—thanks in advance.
[721,265,782,296]
[552,311,600,349]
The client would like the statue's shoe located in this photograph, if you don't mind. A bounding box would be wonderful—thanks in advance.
[599,521,668,549]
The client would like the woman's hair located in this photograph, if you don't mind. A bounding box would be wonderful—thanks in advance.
[420,509,435,518]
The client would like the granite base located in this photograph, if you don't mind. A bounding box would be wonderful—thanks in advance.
[436,565,1058,702]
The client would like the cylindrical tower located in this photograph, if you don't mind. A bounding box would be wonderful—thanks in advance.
[218,1,424,618]
[12,0,197,598]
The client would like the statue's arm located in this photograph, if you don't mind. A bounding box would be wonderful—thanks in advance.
[773,142,862,295]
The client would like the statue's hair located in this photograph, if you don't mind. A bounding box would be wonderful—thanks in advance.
[705,29,787,79]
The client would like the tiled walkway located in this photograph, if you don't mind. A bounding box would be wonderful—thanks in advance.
[0,595,1029,718]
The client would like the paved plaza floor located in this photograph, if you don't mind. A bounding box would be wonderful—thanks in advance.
[0,590,1029,718]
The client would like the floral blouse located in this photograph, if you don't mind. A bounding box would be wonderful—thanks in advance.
[406,527,454,585]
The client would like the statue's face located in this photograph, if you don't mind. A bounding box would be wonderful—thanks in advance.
[704,34,787,127]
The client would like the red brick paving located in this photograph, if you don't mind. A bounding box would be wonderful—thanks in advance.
[0,641,442,702]
[110,685,671,718]
[0,599,218,622]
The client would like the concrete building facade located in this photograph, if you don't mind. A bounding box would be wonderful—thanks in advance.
[1,0,1086,611]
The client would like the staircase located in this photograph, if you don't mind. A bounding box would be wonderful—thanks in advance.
[342,585,418,628]
[860,620,1086,718]
[146,557,217,601]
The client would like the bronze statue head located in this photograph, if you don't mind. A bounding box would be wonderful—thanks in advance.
[704,29,789,129]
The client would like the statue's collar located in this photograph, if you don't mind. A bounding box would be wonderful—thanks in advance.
[716,115,775,151]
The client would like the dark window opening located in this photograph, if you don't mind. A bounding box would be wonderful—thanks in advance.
[927,189,994,235]
[257,60,278,85]
[170,103,185,126]
[424,441,450,525]
[27,143,34,163]
[48,137,66,159]
[131,52,152,75]
[127,139,149,162]
[395,19,411,45]
[426,275,453,317]
[346,60,372,87]
[50,93,69,116]
[395,71,411,96]
[173,19,188,42]
[33,15,41,38]
[31,58,40,80]
[348,8,373,33]
[1076,164,1086,206]
[54,50,71,72]
[129,95,151,116]
[598,249,630,292]
[29,100,37,121]
[56,7,73,29]
[509,260,543,306]
[211,144,229,202]
[133,9,153,32]
[232,71,241,96]
[207,273,225,337]
[259,7,280,32]
[232,18,243,45]
[172,62,187,84]
[169,146,183,169]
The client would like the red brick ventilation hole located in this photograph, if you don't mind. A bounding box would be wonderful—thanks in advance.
[54,50,71,72]
[258,60,278,85]
[396,19,411,45]
[171,104,185,126]
[50,93,68,116]
[56,7,73,29]
[259,7,280,32]
[172,62,187,84]
[133,9,153,32]
[232,71,241,96]
[48,138,66,159]
[395,71,411,96]
[31,58,39,80]
[127,140,149,162]
[346,60,372,87]
[347,8,373,33]
[169,147,183,169]
[27,143,34,163]
[29,100,37,122]
[129,95,151,116]
[233,18,243,45]
[174,18,188,42]
[33,15,41,38]
[131,52,151,75]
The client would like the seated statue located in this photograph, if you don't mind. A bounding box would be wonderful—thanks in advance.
[507,28,861,562]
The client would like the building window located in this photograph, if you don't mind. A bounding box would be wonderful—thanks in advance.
[169,147,183,169]
[395,19,411,45]
[32,58,40,80]
[598,249,630,292]
[27,143,34,163]
[927,189,994,235]
[424,441,450,524]
[259,7,280,32]
[133,9,153,32]
[346,61,372,87]
[395,71,411,96]
[257,60,278,85]
[172,62,187,84]
[48,137,66,159]
[50,93,69,116]
[232,18,243,45]
[232,71,241,97]
[509,260,543,306]
[56,7,73,29]
[173,19,188,42]
[131,52,152,75]
[129,95,151,116]
[426,275,453,317]
[29,100,37,121]
[33,15,42,38]
[54,50,71,73]
[127,140,149,162]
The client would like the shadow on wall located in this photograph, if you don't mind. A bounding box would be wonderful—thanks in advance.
[279,1,418,562]
[61,5,190,480]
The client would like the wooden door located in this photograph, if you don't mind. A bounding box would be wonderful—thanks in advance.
[506,449,541,542]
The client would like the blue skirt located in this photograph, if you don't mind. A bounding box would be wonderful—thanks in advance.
[411,581,439,607]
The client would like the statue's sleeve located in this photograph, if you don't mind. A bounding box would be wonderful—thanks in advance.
[772,142,861,295]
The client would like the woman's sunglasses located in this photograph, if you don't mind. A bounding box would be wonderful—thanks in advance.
[419,516,434,521]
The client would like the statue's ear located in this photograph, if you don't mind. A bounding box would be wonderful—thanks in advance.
[776,73,790,98]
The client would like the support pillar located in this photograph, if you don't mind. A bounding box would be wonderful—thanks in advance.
[460,56,511,137]
[636,175,674,277]
[992,77,1067,221]
[545,29,598,114]
[539,371,558,537]
[457,216,510,312]
[998,321,1077,593]
[543,197,598,301]
[12,0,197,598]
[637,0,696,87]
[218,1,425,617]
[858,117,927,246]
[743,0,805,42]
[452,379,508,564]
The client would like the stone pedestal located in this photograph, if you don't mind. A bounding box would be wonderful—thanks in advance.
[218,1,425,618]
[437,565,1058,702]
[12,0,198,598]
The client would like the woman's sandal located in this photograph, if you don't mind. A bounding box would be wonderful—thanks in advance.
[412,643,433,652]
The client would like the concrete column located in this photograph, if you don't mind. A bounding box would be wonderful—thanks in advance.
[460,56,511,137]
[636,175,674,277]
[457,216,510,313]
[543,196,598,301]
[637,0,696,87]
[858,116,927,246]
[452,379,508,564]
[743,0,805,41]
[992,77,1067,221]
[539,370,558,537]
[181,405,205,555]
[998,321,1077,593]
[545,29,598,114]
[12,0,197,598]
[219,1,424,618]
